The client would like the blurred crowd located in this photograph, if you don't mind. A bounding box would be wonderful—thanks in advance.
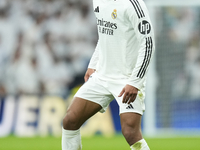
[0,0,200,100]
[156,7,200,101]
[0,0,98,96]
[155,7,200,127]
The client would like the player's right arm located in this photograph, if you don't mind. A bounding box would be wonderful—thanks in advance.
[84,40,100,82]
[84,68,96,82]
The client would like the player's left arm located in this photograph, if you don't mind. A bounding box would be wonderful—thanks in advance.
[119,1,155,104]
[118,84,138,104]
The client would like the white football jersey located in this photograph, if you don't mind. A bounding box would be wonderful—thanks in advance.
[88,0,155,90]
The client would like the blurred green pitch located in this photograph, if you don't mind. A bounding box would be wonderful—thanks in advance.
[0,135,200,150]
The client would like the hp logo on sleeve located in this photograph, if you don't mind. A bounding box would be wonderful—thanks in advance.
[138,20,151,35]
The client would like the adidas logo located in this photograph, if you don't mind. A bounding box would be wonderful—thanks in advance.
[94,6,99,13]
[126,104,134,109]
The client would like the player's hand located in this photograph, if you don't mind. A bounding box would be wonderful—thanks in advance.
[118,84,138,104]
[84,68,95,82]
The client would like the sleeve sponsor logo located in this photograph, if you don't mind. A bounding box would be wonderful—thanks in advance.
[138,20,151,35]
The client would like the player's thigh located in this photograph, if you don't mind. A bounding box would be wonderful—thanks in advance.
[74,72,114,113]
[120,112,142,132]
[120,113,143,145]
[63,97,102,130]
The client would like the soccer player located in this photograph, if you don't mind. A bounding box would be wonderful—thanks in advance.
[62,0,154,149]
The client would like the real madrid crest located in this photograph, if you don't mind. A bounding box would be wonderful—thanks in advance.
[111,9,117,19]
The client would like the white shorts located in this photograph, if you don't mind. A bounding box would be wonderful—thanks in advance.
[74,73,145,115]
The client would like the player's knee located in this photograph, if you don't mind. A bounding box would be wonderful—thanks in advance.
[121,124,142,145]
[121,124,140,138]
[122,125,134,138]
[63,111,81,130]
